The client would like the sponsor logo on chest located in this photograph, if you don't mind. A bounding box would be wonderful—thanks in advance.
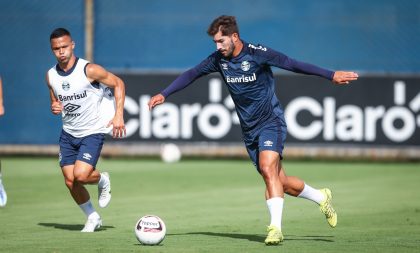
[58,90,87,102]
[226,73,256,83]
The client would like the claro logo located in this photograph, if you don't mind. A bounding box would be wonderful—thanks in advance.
[286,81,420,142]
[123,79,420,143]
[124,78,239,140]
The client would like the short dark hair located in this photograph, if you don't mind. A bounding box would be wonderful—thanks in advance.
[50,28,71,40]
[207,15,239,37]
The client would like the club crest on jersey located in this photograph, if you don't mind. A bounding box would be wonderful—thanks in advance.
[241,61,251,71]
[221,63,228,70]
[62,81,70,91]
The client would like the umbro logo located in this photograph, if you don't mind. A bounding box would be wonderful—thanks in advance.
[64,103,81,112]
[82,153,92,160]
[264,140,273,147]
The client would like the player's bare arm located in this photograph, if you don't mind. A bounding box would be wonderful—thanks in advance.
[332,71,359,85]
[86,63,126,138]
[45,73,62,115]
[148,94,166,110]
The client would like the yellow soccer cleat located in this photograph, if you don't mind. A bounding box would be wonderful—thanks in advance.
[264,225,284,245]
[319,188,337,228]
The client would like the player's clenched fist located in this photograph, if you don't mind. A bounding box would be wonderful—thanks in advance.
[51,101,63,115]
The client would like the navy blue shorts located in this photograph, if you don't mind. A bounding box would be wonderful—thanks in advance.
[244,123,287,173]
[58,130,105,168]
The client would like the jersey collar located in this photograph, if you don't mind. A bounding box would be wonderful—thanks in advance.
[56,57,79,77]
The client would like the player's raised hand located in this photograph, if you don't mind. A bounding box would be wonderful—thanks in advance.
[332,71,359,85]
[148,94,165,110]
[51,101,63,115]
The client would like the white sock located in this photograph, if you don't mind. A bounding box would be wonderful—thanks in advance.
[79,200,99,219]
[266,197,284,230]
[297,184,325,204]
[98,173,108,187]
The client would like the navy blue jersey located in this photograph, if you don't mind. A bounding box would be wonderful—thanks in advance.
[161,41,334,136]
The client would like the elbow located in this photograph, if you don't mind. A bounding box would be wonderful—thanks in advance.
[115,77,126,93]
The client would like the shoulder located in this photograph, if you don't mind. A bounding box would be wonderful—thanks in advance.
[77,57,89,65]
[85,62,107,78]
[242,41,275,62]
[205,51,222,62]
[243,41,288,63]
[46,65,59,84]
[47,64,58,74]
[243,42,269,55]
[195,51,221,70]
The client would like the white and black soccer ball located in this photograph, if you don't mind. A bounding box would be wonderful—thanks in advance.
[134,215,166,245]
[160,143,181,163]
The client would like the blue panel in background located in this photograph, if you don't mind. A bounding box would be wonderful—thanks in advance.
[0,1,84,144]
[94,0,420,73]
[0,0,419,145]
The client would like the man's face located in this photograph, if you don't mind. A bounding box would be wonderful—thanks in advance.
[50,35,74,65]
[213,31,235,58]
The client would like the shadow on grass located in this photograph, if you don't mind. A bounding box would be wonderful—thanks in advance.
[168,232,334,243]
[37,222,115,232]
[286,234,335,242]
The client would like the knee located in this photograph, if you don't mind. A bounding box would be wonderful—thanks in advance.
[64,178,74,190]
[74,173,89,184]
[259,164,277,181]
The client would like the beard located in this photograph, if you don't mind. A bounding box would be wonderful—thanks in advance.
[220,41,235,58]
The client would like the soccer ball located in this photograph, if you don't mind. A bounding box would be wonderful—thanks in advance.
[160,143,181,163]
[134,215,166,245]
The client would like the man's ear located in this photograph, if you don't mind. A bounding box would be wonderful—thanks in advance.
[231,33,240,43]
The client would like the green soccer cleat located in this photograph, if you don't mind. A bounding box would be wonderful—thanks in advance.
[264,225,284,245]
[319,188,337,228]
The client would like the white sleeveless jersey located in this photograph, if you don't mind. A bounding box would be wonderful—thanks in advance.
[48,58,115,138]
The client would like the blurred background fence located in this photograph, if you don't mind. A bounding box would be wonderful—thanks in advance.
[0,0,419,160]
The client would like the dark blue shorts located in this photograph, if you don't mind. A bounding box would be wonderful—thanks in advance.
[244,123,287,173]
[58,130,105,168]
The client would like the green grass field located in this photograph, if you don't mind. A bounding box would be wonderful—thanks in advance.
[0,157,419,253]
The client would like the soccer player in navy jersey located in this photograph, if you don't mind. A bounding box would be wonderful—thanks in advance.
[148,15,358,245]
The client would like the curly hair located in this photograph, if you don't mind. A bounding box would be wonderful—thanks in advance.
[207,15,240,36]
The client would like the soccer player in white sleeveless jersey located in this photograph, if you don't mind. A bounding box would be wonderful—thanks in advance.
[46,28,126,232]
